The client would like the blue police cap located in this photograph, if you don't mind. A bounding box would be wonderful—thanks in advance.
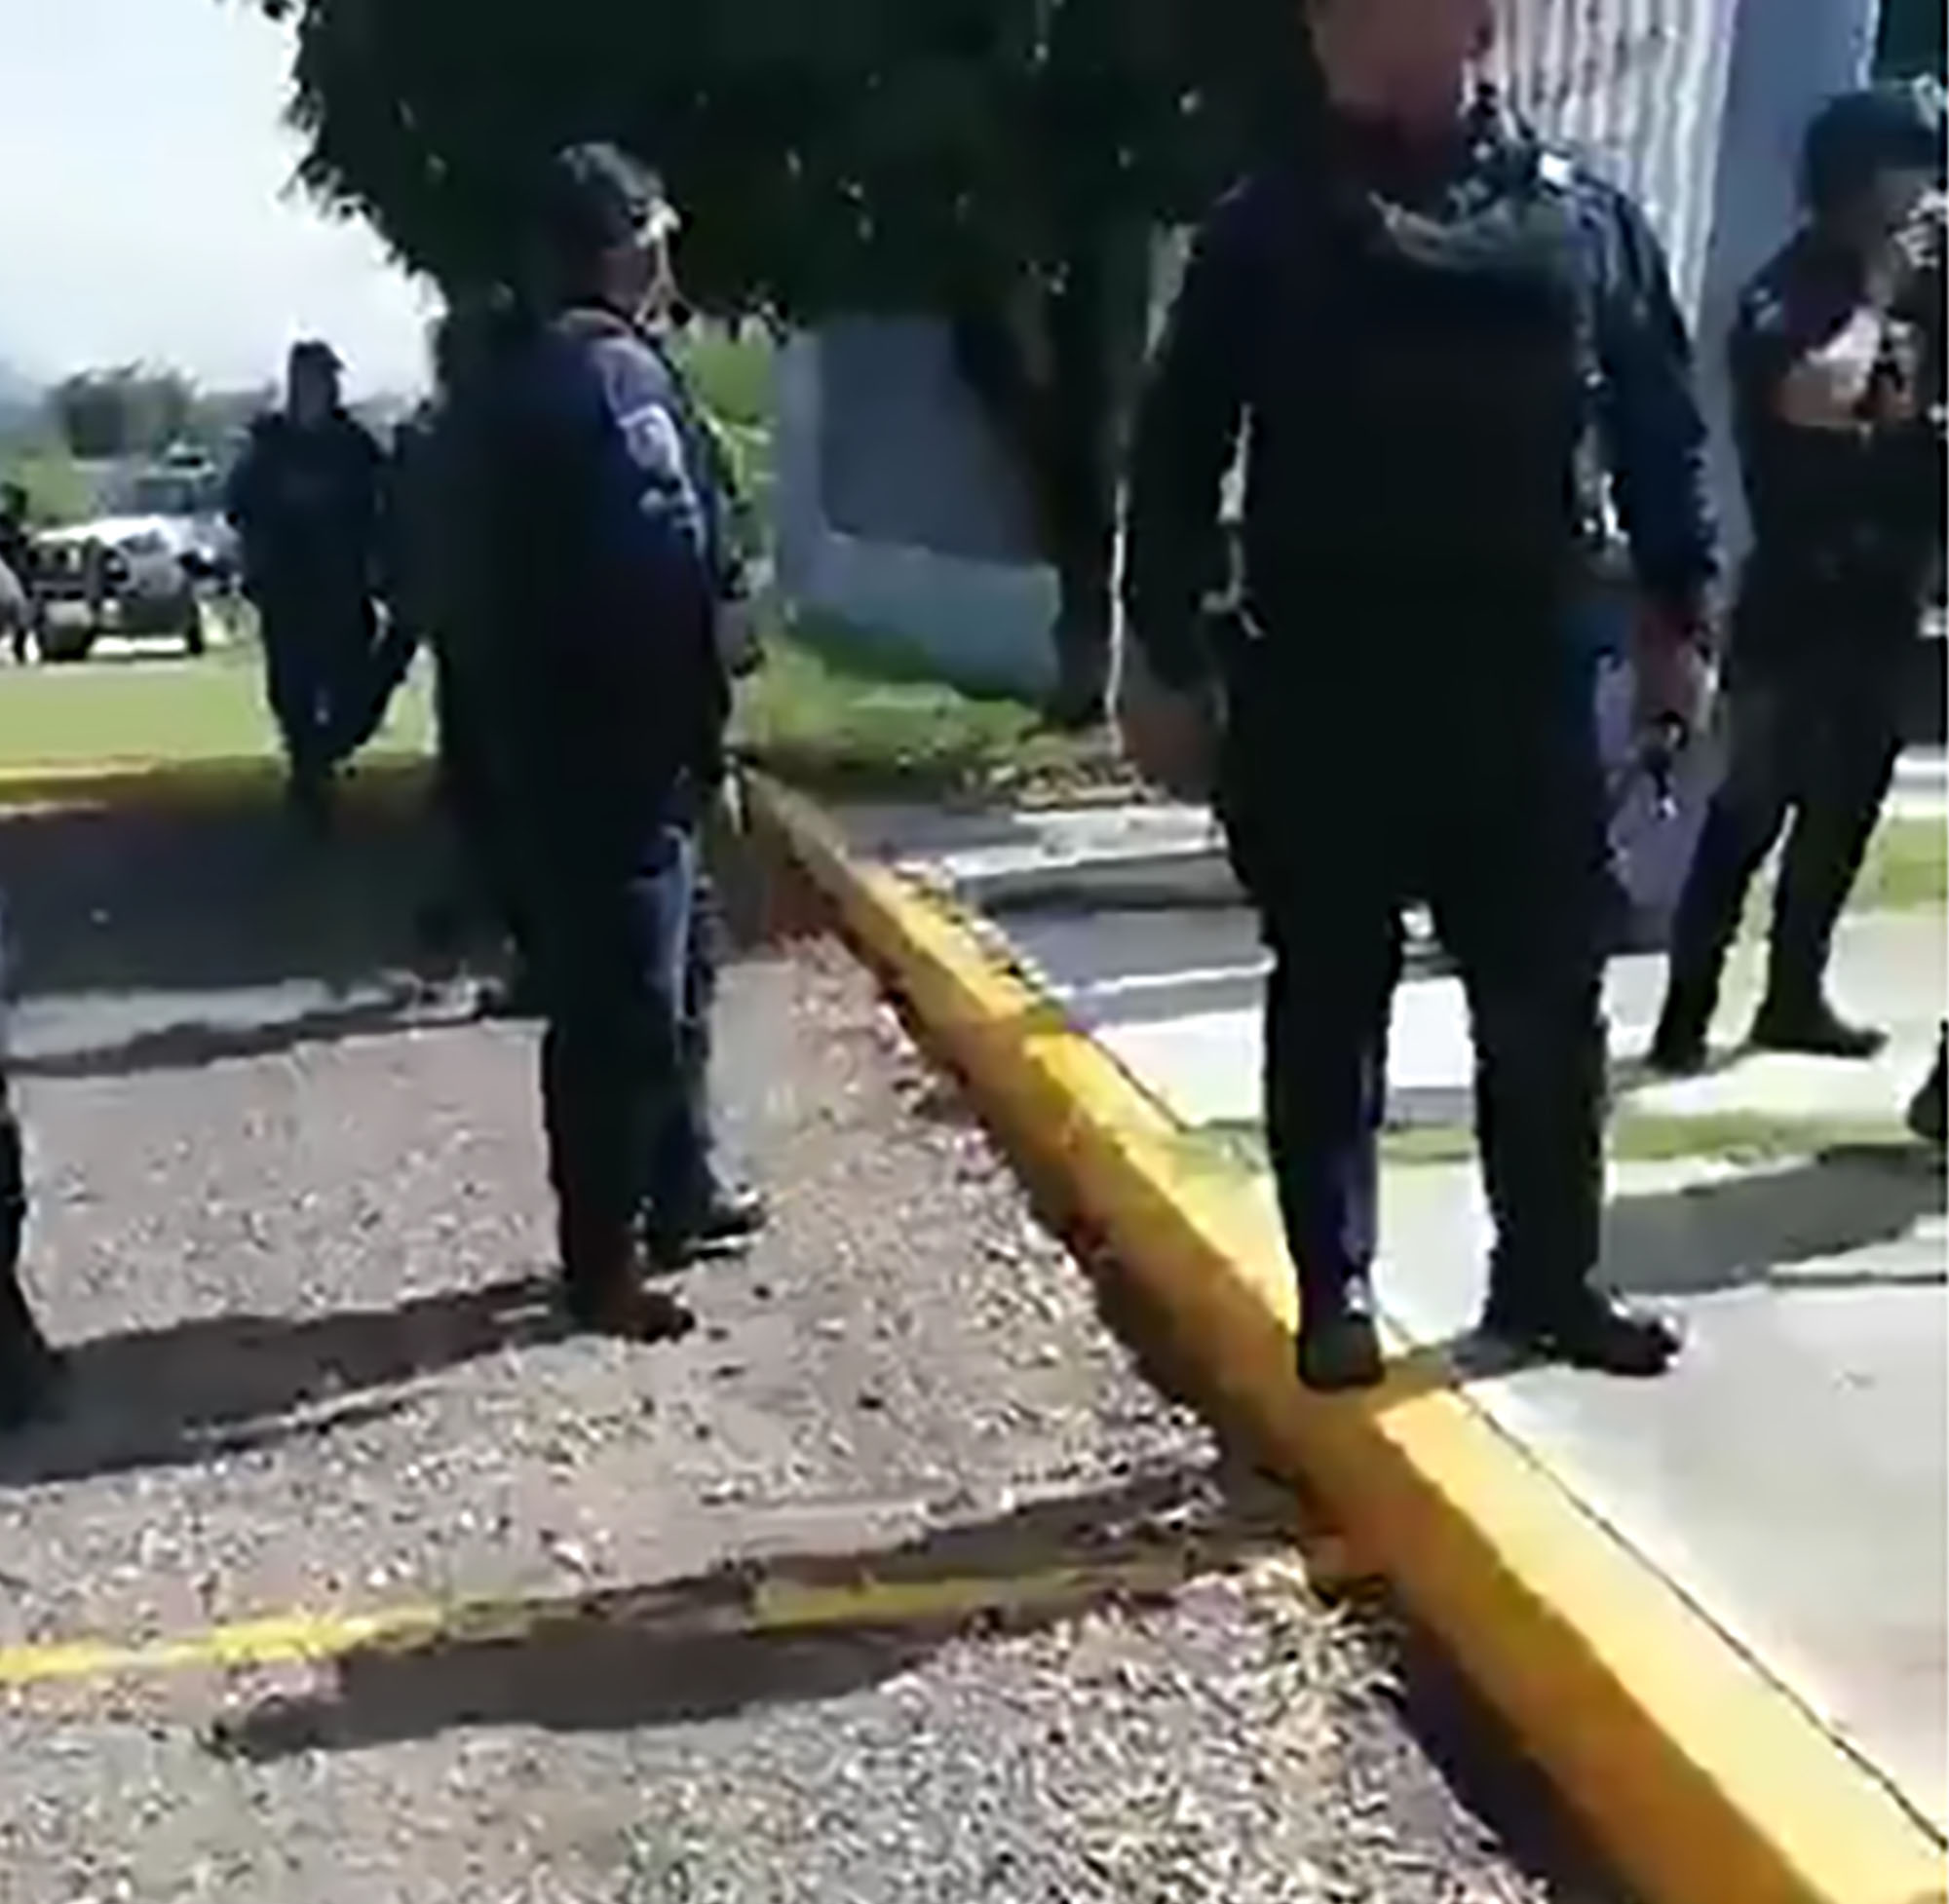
[1801,80,1946,209]
[539,142,681,257]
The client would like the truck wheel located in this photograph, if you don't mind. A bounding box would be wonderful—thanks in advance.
[35,622,96,665]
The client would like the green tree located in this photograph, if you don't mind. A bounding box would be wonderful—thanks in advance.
[253,0,1302,718]
[50,365,198,461]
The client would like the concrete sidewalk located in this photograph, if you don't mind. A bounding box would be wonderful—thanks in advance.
[841,797,1949,1840]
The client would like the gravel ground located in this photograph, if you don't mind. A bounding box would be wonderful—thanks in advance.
[0,804,1617,1903]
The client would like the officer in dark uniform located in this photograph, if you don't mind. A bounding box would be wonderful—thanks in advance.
[478,143,764,1339]
[391,301,540,1013]
[1651,84,1946,1073]
[1119,0,1716,1390]
[0,912,62,1431]
[226,340,387,833]
[0,483,35,666]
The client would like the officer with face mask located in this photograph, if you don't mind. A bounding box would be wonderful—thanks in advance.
[1119,0,1717,1390]
[476,143,765,1340]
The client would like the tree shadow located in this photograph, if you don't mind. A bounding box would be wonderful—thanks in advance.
[206,1461,1295,1761]
[1,795,441,1003]
[1600,1142,1946,1299]
[0,1272,573,1486]
[1,792,808,1081]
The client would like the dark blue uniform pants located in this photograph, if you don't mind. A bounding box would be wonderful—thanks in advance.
[259,593,378,790]
[1226,662,1611,1315]
[1665,641,1905,1020]
[532,819,719,1284]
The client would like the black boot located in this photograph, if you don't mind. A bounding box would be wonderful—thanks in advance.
[1749,993,1888,1061]
[1481,1280,1682,1377]
[1908,1032,1947,1148]
[644,1182,769,1269]
[1647,986,1714,1077]
[1295,1273,1386,1393]
[560,1226,697,1343]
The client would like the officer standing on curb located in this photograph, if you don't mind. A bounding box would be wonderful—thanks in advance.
[1118,0,1716,1390]
[478,143,764,1340]
[1650,84,1946,1074]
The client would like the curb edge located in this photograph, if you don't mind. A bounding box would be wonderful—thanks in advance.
[750,772,1947,1904]
[0,753,431,814]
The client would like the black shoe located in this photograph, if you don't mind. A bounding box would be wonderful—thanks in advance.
[1749,996,1888,1061]
[1295,1276,1387,1393]
[1481,1284,1682,1377]
[1908,1045,1947,1149]
[1647,975,1716,1077]
[561,1230,698,1341]
[562,1274,697,1343]
[646,1184,769,1268]
[1646,1017,1711,1078]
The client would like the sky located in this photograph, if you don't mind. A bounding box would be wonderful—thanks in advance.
[0,0,435,399]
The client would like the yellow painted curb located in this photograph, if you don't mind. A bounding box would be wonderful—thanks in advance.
[749,775,1948,1904]
[0,752,431,815]
[0,1546,1272,1692]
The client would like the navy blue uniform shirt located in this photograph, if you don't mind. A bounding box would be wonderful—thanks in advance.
[482,303,730,823]
[1123,109,1718,691]
[1729,229,1944,658]
[226,410,385,607]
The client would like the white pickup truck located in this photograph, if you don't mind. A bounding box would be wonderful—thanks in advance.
[27,514,209,663]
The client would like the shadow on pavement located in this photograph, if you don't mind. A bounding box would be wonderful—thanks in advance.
[1602,1142,1946,1299]
[11,984,441,1083]
[1,797,440,1003]
[208,1463,1292,1759]
[0,1273,570,1486]
[0,793,816,1082]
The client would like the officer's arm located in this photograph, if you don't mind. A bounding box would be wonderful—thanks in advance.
[1122,204,1250,692]
[1591,187,1718,622]
[223,435,263,535]
[581,337,717,655]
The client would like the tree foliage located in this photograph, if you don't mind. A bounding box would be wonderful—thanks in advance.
[253,0,1306,707]
[258,0,1298,315]
[50,367,197,461]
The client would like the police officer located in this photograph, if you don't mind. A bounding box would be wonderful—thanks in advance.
[478,143,764,1339]
[1651,85,1946,1073]
[0,909,62,1431]
[226,340,388,834]
[1119,0,1714,1390]
[0,482,35,666]
[391,301,540,1014]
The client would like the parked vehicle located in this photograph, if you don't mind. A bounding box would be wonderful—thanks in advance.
[27,515,207,663]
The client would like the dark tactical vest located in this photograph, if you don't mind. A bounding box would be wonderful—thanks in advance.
[1241,135,1602,627]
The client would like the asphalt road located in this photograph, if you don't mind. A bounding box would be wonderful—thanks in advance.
[0,803,1617,1902]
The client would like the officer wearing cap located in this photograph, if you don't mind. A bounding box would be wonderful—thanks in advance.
[226,339,388,833]
[475,141,764,1340]
[1118,0,1716,1390]
[1652,82,1946,1074]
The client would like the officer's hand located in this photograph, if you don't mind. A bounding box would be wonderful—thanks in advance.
[1629,605,1715,744]
[710,766,748,840]
[1113,651,1219,801]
